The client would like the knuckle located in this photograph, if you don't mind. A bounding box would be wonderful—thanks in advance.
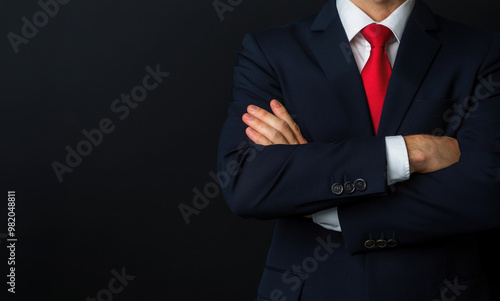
[271,129,282,140]
[253,119,264,129]
[278,120,290,131]
[258,109,270,118]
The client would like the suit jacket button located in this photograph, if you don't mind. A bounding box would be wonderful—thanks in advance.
[387,239,398,247]
[376,239,387,248]
[354,178,367,191]
[331,183,343,195]
[364,239,376,249]
[344,182,355,194]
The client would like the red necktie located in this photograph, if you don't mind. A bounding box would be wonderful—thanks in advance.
[361,24,393,134]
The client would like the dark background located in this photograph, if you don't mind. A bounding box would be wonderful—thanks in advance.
[1,0,499,300]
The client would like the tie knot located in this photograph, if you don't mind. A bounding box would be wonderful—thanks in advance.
[361,24,393,48]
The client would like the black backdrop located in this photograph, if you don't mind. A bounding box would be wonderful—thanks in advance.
[1,0,499,300]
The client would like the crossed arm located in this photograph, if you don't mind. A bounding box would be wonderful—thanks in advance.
[218,33,500,253]
[238,98,500,253]
[242,99,461,175]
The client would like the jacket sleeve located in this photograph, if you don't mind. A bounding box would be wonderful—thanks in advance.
[217,33,390,219]
[339,34,500,254]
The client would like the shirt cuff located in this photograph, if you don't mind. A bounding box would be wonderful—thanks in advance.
[313,136,408,232]
[385,135,410,185]
[313,207,342,232]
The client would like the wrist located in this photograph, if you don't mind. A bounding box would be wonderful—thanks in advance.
[403,135,431,174]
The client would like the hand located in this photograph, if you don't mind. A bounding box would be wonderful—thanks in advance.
[242,100,311,218]
[403,135,461,174]
[242,99,308,145]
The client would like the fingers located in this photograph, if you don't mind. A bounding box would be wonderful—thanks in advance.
[404,135,461,174]
[243,105,299,145]
[270,100,308,144]
[245,127,273,146]
[242,100,308,146]
[436,136,460,164]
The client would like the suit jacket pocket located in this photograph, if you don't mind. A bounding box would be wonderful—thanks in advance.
[257,266,304,301]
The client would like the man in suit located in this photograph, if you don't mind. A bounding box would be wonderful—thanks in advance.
[217,0,500,299]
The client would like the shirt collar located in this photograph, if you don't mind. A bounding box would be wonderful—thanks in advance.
[336,0,415,43]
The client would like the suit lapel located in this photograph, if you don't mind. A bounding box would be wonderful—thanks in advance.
[377,0,441,136]
[307,0,374,135]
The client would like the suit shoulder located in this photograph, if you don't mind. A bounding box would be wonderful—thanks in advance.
[434,15,499,46]
[433,15,500,72]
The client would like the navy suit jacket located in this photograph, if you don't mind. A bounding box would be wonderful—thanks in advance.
[218,0,500,300]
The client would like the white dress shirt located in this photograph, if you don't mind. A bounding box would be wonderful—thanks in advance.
[312,0,415,232]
